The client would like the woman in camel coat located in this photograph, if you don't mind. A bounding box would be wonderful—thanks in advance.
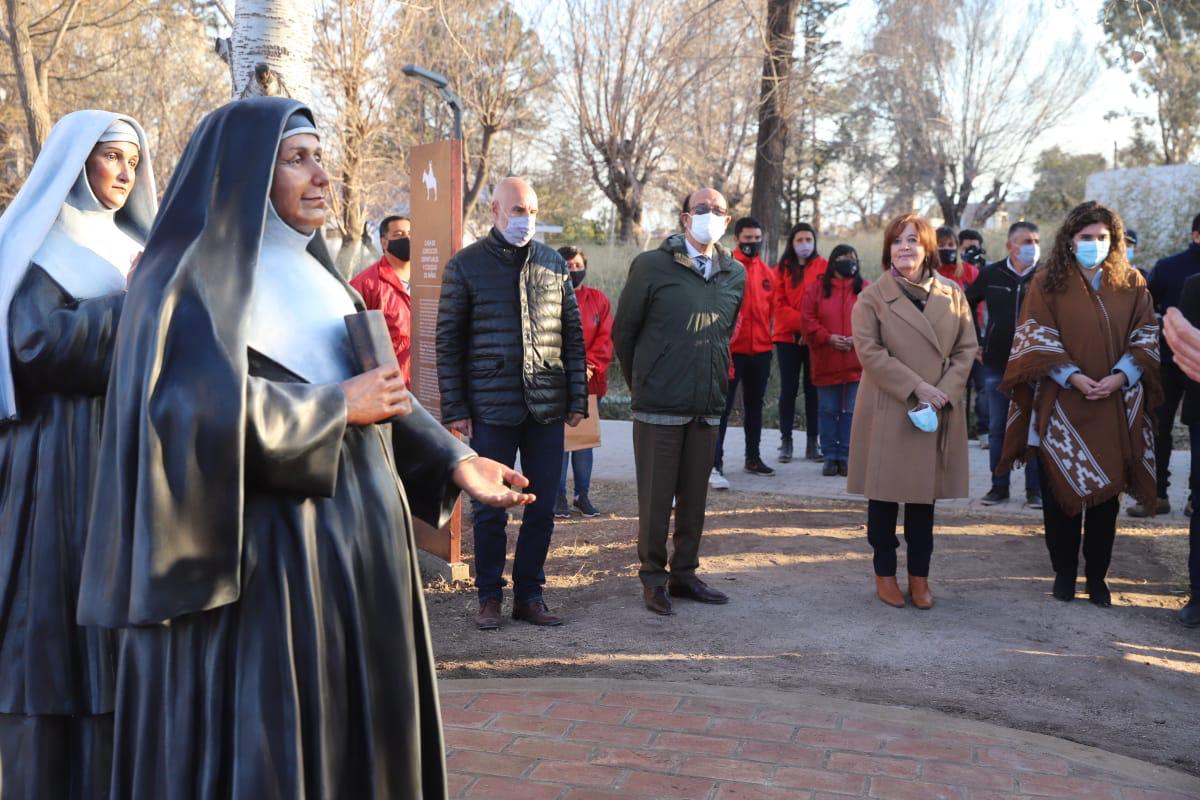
[848,213,978,609]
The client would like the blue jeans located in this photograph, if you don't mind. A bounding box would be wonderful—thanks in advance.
[982,364,1039,492]
[470,416,564,604]
[817,383,858,462]
[970,361,989,435]
[559,448,595,499]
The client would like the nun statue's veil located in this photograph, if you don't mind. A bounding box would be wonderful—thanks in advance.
[0,111,156,421]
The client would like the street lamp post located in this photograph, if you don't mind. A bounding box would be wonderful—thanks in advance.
[401,64,464,141]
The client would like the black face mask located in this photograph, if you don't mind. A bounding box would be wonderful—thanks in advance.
[570,269,586,288]
[386,237,411,261]
[938,247,958,265]
[833,259,858,277]
[738,241,762,259]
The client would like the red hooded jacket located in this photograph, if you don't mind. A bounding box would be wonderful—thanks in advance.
[772,256,828,345]
[349,256,412,384]
[798,274,867,386]
[575,284,614,397]
[729,248,775,355]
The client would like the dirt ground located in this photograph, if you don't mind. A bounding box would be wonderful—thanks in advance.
[425,480,1200,776]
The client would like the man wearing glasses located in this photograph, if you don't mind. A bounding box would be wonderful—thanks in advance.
[614,188,746,616]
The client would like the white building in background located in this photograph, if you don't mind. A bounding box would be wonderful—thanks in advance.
[1086,165,1200,264]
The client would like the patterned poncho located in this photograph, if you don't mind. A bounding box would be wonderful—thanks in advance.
[998,267,1160,515]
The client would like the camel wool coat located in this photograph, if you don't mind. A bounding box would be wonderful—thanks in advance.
[847,271,978,504]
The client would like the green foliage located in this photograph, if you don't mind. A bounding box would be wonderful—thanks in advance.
[1025,147,1108,225]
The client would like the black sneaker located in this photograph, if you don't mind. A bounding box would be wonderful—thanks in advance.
[778,440,794,463]
[1052,572,1075,602]
[574,495,600,517]
[1179,599,1200,627]
[1026,490,1043,509]
[805,440,822,462]
[744,458,775,477]
[554,494,571,518]
[838,461,848,477]
[822,461,838,476]
[980,487,1009,505]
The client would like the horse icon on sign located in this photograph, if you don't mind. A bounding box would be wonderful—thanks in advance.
[422,160,438,201]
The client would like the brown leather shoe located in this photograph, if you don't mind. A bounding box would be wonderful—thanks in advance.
[875,576,905,608]
[643,586,674,615]
[668,578,729,604]
[476,598,502,630]
[907,576,934,610]
[512,599,563,626]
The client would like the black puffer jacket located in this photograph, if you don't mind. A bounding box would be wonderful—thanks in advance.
[437,229,587,425]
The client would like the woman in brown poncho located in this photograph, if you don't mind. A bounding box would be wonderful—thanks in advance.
[998,201,1160,607]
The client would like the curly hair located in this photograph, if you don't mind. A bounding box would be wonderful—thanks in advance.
[1042,201,1137,293]
[881,213,939,279]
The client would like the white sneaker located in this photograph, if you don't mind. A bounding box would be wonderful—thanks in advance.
[709,468,730,490]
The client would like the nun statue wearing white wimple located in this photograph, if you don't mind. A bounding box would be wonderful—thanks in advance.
[0,111,156,799]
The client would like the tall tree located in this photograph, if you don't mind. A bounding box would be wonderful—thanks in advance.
[0,0,141,156]
[750,0,798,258]
[222,0,315,102]
[1024,146,1108,224]
[864,0,1096,227]
[1102,0,1200,165]
[562,0,706,243]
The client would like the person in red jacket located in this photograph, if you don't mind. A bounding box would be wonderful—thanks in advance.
[773,222,827,463]
[350,214,412,384]
[556,246,613,517]
[800,244,867,477]
[712,216,777,487]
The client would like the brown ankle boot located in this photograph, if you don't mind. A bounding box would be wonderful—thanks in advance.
[908,576,933,610]
[875,576,905,608]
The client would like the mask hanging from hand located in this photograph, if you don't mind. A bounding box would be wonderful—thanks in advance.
[688,212,728,245]
[570,269,586,288]
[386,237,410,261]
[1074,240,1109,269]
[501,215,536,247]
[907,402,939,433]
[738,241,762,259]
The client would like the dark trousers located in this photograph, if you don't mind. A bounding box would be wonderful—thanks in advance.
[866,500,934,577]
[1155,361,1196,499]
[1189,430,1200,594]
[470,416,564,603]
[715,351,772,470]
[1039,461,1119,583]
[982,363,1040,492]
[633,419,717,587]
[776,342,818,444]
[969,361,989,435]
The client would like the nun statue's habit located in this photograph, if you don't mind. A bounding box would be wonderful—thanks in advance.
[78,97,479,798]
[0,111,155,799]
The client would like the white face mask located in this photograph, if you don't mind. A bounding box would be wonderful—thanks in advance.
[500,214,535,247]
[794,242,815,259]
[688,212,728,245]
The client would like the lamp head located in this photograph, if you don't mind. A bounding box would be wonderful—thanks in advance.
[401,64,449,89]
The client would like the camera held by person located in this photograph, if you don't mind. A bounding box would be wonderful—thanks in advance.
[962,243,987,268]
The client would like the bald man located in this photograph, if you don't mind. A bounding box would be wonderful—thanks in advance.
[613,188,746,616]
[437,176,587,630]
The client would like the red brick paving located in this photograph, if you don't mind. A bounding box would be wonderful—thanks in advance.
[439,682,1200,799]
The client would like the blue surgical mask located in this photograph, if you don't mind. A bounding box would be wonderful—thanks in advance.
[1018,243,1040,266]
[1126,247,1135,262]
[1074,239,1109,269]
[501,214,535,247]
[907,402,939,433]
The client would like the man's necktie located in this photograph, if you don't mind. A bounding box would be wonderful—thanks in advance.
[694,255,708,277]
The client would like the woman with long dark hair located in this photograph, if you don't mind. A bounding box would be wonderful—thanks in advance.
[773,222,826,462]
[999,201,1159,607]
[800,244,867,477]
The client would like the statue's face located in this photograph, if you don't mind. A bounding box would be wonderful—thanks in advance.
[85,140,139,210]
[270,133,328,234]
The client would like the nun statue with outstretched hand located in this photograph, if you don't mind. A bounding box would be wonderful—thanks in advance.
[0,112,156,798]
[77,97,533,799]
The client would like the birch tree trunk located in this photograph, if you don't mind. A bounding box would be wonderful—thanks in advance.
[229,0,315,103]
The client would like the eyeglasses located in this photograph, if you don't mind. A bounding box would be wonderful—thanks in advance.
[689,203,728,217]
